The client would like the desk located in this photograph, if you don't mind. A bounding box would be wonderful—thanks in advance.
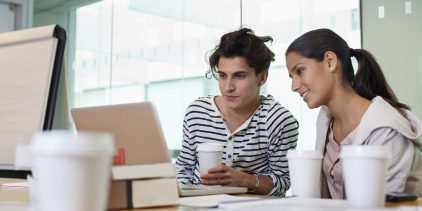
[1,178,420,210]
[0,178,178,211]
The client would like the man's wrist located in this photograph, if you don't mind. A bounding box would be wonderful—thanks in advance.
[247,175,260,194]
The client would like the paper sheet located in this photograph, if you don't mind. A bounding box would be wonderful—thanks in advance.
[1,182,28,188]
[219,197,348,209]
[0,201,28,211]
[218,197,399,211]
[179,194,261,208]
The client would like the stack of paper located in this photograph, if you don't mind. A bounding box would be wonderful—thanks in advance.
[108,162,179,209]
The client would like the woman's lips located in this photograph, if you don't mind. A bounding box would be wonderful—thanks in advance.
[301,91,309,101]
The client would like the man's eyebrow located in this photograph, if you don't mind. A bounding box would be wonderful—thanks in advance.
[217,70,248,74]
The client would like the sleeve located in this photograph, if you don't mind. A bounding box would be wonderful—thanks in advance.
[175,108,198,185]
[364,128,414,193]
[266,106,299,196]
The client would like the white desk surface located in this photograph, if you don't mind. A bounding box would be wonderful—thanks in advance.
[1,178,421,210]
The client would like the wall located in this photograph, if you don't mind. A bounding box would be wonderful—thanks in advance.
[33,0,98,129]
[36,0,422,130]
[362,0,422,118]
[0,0,33,31]
[0,2,15,32]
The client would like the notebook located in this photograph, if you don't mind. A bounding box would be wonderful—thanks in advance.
[71,102,247,196]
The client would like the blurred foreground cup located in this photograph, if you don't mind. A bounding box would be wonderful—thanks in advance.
[31,131,114,211]
[341,145,390,208]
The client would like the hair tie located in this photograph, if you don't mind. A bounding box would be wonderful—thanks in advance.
[350,48,355,57]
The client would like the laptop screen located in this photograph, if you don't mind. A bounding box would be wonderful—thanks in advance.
[71,102,171,165]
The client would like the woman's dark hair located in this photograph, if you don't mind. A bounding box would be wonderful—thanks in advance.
[206,28,275,79]
[285,28,409,111]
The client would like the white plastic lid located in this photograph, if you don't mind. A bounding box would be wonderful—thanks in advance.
[286,149,323,159]
[31,130,115,157]
[197,143,225,152]
[340,145,391,159]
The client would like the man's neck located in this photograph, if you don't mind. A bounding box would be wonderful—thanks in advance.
[215,96,261,133]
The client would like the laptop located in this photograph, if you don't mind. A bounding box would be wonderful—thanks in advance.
[71,102,247,196]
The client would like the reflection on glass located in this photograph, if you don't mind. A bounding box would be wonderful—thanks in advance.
[243,0,361,150]
[72,0,360,150]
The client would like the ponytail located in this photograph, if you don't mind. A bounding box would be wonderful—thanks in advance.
[352,49,410,111]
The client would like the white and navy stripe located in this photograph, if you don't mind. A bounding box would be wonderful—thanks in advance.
[175,95,299,196]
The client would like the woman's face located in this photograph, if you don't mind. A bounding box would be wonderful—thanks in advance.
[286,52,334,109]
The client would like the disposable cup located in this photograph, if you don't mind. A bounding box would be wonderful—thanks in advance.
[30,131,114,211]
[197,143,224,174]
[340,145,390,208]
[287,150,323,198]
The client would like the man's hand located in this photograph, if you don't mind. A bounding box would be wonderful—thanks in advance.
[200,164,251,187]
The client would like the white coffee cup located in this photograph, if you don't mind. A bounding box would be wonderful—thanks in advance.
[197,143,224,174]
[340,145,390,208]
[30,131,115,211]
[287,150,323,198]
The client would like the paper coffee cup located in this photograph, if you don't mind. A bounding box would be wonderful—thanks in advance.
[31,131,114,211]
[341,145,390,208]
[287,150,323,198]
[197,143,224,174]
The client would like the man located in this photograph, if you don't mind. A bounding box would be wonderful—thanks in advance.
[176,28,299,196]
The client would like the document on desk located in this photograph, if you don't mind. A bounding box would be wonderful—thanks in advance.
[179,194,261,208]
[219,197,396,211]
[0,201,28,211]
[218,197,345,210]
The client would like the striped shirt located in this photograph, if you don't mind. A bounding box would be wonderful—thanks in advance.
[175,95,299,196]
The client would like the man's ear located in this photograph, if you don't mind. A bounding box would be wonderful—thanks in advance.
[324,51,338,72]
[258,70,268,86]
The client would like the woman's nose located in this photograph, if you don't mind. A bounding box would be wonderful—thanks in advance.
[291,77,300,92]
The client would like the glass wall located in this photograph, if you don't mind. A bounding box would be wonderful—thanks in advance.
[71,0,360,152]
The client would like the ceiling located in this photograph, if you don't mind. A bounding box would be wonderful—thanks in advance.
[34,0,69,13]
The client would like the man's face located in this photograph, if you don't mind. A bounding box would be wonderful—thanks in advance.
[216,56,267,111]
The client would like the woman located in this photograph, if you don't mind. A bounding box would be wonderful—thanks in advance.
[175,28,299,196]
[285,28,422,198]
